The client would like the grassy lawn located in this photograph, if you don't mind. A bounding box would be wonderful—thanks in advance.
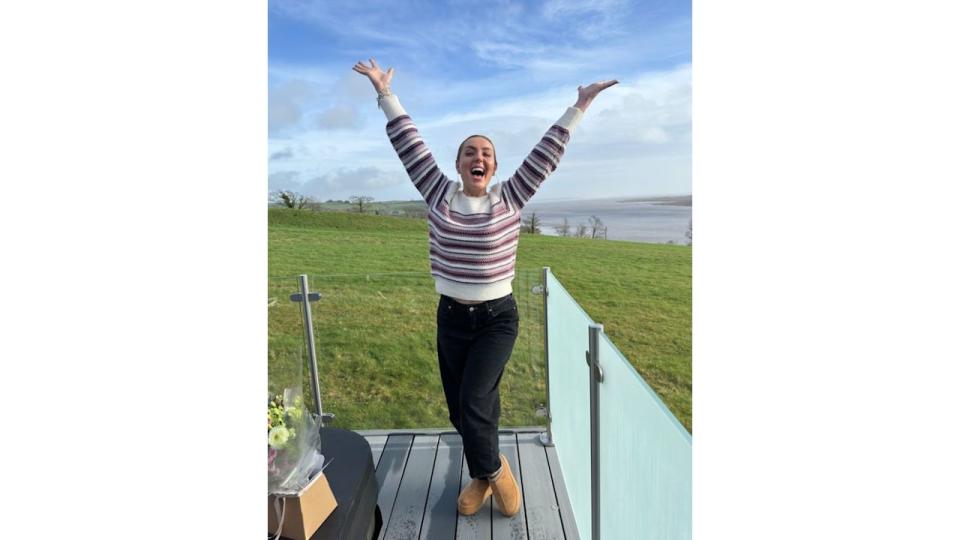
[268,208,691,432]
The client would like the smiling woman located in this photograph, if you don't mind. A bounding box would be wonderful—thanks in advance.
[352,57,616,518]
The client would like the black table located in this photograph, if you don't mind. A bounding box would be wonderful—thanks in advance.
[272,427,381,540]
[312,428,381,540]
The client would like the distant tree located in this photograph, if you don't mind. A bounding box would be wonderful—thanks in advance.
[270,190,312,209]
[349,195,375,213]
[554,217,570,237]
[588,215,604,239]
[574,223,588,238]
[522,212,542,234]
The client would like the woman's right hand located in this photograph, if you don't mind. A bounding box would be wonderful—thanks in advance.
[352,58,394,93]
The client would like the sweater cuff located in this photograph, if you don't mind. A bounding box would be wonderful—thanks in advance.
[379,94,407,121]
[556,106,584,134]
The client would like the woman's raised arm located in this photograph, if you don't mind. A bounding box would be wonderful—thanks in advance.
[501,79,618,208]
[353,59,454,206]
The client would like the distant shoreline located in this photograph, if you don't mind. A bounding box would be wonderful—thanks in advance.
[616,195,692,207]
[515,194,693,208]
[318,194,694,208]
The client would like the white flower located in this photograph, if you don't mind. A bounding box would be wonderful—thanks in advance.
[285,406,303,423]
[268,425,291,449]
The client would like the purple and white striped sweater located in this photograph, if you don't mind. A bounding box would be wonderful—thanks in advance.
[380,95,582,301]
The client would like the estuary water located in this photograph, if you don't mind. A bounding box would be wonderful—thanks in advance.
[521,195,692,244]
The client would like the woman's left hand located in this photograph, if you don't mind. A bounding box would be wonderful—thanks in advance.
[574,80,619,112]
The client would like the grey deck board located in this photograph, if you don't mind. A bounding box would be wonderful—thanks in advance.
[456,450,492,540]
[361,429,573,539]
[545,444,580,540]
[492,432,528,540]
[419,433,463,540]
[516,433,565,540]
[368,434,388,468]
[385,435,441,540]
[375,434,414,540]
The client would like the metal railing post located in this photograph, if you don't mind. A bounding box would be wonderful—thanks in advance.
[292,274,325,426]
[539,267,555,447]
[588,323,604,540]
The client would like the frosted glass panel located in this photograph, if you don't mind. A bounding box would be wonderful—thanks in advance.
[598,333,692,539]
[546,271,593,540]
[268,275,310,408]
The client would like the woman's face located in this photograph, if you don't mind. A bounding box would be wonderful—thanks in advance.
[456,136,497,196]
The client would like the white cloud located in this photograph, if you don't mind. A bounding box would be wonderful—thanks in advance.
[640,126,670,143]
[314,104,363,130]
[269,100,300,134]
[270,1,430,50]
[541,0,631,39]
[268,79,317,134]
[589,64,692,131]
[270,166,410,201]
[332,71,378,103]
[268,170,301,193]
[542,0,627,19]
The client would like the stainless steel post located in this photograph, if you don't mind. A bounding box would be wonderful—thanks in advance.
[297,274,324,425]
[539,267,555,447]
[588,323,604,540]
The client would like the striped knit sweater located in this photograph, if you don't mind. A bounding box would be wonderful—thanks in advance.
[380,94,583,301]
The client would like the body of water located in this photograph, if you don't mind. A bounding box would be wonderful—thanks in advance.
[522,196,691,244]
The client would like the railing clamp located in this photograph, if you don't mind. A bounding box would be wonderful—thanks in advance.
[585,351,604,382]
[290,292,321,302]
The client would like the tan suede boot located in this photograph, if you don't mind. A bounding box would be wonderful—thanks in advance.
[457,478,492,516]
[489,454,522,517]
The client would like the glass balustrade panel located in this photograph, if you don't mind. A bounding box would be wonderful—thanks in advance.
[598,333,692,539]
[267,275,308,407]
[546,271,594,540]
[268,271,547,431]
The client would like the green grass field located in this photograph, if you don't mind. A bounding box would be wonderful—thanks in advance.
[268,208,692,432]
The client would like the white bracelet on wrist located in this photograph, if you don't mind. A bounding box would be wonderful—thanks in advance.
[376,87,392,109]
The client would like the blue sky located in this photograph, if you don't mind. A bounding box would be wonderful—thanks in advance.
[268,0,691,202]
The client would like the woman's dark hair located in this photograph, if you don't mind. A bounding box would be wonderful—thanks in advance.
[456,134,497,167]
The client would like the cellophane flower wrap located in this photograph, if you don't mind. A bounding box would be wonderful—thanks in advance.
[267,387,324,495]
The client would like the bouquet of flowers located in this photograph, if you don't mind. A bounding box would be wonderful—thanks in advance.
[267,388,324,495]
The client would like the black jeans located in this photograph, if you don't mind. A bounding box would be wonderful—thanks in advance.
[436,293,520,479]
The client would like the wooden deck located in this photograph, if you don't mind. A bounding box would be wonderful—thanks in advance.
[359,428,580,540]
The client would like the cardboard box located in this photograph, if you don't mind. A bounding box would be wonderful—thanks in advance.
[268,472,337,540]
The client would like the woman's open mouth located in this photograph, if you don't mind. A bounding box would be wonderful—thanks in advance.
[470,167,485,180]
